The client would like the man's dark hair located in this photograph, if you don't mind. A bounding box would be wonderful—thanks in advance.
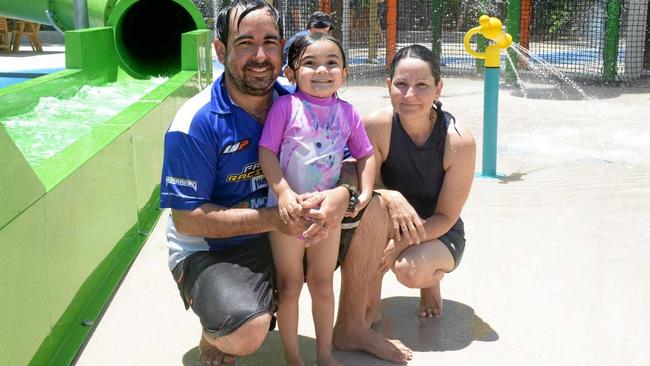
[215,0,284,48]
[306,11,334,30]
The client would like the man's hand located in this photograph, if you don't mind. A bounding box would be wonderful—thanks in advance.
[299,187,348,246]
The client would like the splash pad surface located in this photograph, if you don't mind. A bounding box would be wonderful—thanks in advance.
[76,76,650,365]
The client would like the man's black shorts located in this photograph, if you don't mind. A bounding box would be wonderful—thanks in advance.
[171,236,276,337]
[171,203,371,337]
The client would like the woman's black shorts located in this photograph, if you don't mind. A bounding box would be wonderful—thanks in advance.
[439,218,466,271]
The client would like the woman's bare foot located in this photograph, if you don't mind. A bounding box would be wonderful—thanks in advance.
[333,325,412,363]
[317,352,341,366]
[418,284,443,318]
[199,335,236,365]
[283,351,305,366]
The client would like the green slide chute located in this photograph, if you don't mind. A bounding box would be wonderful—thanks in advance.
[0,0,206,78]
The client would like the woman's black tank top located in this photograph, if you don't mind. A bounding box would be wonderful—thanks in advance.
[380,108,450,219]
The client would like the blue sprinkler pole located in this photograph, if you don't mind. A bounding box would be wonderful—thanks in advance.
[482,67,500,176]
[463,15,512,177]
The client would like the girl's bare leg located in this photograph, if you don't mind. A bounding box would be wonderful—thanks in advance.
[392,239,454,318]
[305,226,341,366]
[270,231,306,366]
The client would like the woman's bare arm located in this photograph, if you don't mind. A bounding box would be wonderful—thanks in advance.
[366,107,427,244]
[421,124,476,241]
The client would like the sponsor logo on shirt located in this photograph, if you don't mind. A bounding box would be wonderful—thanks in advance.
[251,175,268,191]
[233,197,268,209]
[227,162,264,182]
[222,139,250,154]
[165,176,197,191]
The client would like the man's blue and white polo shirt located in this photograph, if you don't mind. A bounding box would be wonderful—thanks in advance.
[160,74,291,270]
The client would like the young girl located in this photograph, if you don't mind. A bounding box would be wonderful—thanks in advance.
[259,33,375,366]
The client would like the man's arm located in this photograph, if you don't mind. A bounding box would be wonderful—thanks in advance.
[172,204,305,238]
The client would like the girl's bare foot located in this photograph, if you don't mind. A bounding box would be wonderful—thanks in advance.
[419,284,443,318]
[198,335,236,365]
[284,352,305,366]
[317,352,341,366]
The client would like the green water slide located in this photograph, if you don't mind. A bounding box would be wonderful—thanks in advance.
[0,0,205,78]
[0,1,212,365]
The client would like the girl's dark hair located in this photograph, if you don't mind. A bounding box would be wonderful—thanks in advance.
[287,32,347,72]
[389,44,441,85]
[215,0,283,49]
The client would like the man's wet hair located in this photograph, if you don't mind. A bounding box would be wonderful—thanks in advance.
[215,0,284,48]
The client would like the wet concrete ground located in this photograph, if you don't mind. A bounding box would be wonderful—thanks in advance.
[4,45,650,365]
[78,77,650,365]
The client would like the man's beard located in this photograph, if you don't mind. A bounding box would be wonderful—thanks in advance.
[226,60,277,96]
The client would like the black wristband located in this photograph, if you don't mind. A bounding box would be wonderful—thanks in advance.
[340,184,359,212]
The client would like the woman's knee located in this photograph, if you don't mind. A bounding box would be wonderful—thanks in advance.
[393,261,427,288]
[393,262,446,289]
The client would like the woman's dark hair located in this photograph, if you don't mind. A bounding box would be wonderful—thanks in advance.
[287,32,347,72]
[389,44,441,85]
[215,0,283,49]
[389,45,455,145]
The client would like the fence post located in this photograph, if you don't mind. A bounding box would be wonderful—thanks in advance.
[505,0,520,84]
[431,0,442,66]
[519,0,531,50]
[320,0,330,14]
[603,0,621,81]
[623,0,648,80]
[369,0,378,60]
[386,0,397,67]
[342,0,350,58]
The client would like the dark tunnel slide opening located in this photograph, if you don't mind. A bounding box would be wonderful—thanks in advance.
[114,0,199,77]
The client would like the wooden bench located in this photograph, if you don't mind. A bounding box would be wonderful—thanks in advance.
[0,17,10,51]
[10,20,43,52]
